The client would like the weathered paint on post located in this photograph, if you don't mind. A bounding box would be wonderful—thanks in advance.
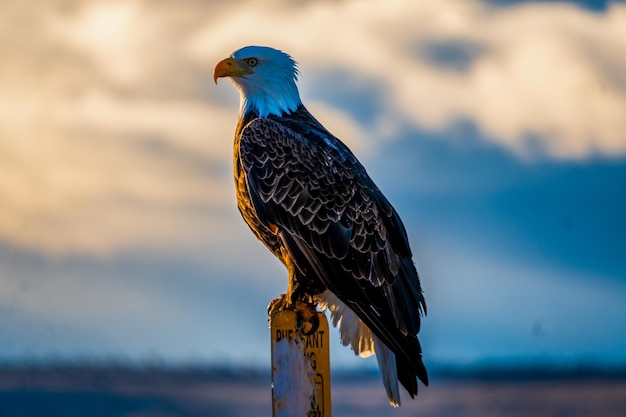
[271,309,331,417]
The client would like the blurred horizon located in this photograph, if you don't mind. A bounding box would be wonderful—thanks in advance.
[3,353,626,378]
[1,0,625,373]
[2,364,625,417]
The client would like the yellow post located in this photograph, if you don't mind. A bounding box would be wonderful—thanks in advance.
[271,309,331,417]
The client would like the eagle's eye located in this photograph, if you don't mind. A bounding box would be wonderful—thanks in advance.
[246,58,258,67]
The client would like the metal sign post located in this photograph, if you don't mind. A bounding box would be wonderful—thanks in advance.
[271,309,331,417]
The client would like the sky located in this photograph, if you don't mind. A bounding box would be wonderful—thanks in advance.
[1,0,625,370]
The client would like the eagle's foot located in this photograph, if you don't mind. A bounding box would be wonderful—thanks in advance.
[295,301,319,336]
[267,293,290,319]
[267,295,319,335]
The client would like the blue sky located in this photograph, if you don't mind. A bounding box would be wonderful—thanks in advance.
[0,0,625,370]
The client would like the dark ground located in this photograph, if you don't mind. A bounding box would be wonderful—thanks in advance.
[0,365,625,417]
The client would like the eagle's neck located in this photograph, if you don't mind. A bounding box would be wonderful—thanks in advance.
[234,76,302,119]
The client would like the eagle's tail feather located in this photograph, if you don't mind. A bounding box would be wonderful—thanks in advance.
[373,335,401,407]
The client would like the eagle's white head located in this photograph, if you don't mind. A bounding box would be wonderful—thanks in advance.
[214,46,302,118]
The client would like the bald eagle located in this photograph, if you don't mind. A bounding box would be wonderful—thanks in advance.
[214,46,427,406]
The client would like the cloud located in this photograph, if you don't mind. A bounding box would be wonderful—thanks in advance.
[1,0,625,257]
[0,243,286,361]
[191,0,626,159]
[0,0,238,254]
[0,89,236,253]
[419,233,626,362]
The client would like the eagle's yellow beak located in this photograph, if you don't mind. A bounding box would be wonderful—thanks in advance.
[213,57,253,84]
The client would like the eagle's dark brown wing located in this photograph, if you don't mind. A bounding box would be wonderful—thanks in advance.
[237,114,428,393]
